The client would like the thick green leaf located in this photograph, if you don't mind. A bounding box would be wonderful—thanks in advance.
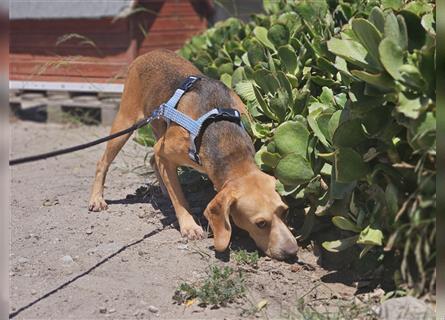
[255,146,273,172]
[296,208,315,240]
[379,38,404,80]
[254,69,280,93]
[275,153,314,186]
[328,110,342,142]
[308,111,331,148]
[254,26,276,51]
[220,73,232,87]
[330,165,356,199]
[332,216,361,233]
[384,12,407,50]
[351,18,383,70]
[261,151,281,168]
[327,38,379,72]
[319,87,335,107]
[382,0,403,10]
[397,92,422,119]
[268,23,290,47]
[351,70,396,91]
[335,147,369,182]
[369,7,385,33]
[253,85,279,121]
[263,0,281,14]
[421,13,435,35]
[269,89,289,122]
[218,63,234,76]
[276,71,293,103]
[274,120,310,156]
[409,111,436,151]
[385,183,399,216]
[275,179,300,196]
[278,45,298,74]
[294,0,328,21]
[332,119,367,147]
[247,41,265,66]
[357,226,384,246]
[399,64,426,89]
[235,81,256,102]
[232,67,246,86]
[251,121,271,139]
[404,1,433,16]
[322,235,359,252]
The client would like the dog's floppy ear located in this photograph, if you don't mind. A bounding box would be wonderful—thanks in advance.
[204,187,237,252]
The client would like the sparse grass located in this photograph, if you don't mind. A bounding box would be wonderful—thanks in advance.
[282,297,378,320]
[173,265,246,307]
[232,249,259,267]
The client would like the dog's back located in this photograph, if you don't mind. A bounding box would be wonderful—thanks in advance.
[128,49,255,179]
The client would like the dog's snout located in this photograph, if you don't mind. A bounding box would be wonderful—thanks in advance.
[282,241,299,258]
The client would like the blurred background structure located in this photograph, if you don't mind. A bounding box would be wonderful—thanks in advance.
[9,0,262,124]
[9,0,262,88]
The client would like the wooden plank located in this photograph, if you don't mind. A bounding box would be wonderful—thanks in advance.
[11,53,130,63]
[10,74,126,83]
[10,80,124,92]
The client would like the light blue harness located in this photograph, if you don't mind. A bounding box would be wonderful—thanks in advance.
[152,76,243,164]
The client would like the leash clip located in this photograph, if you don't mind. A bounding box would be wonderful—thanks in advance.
[152,105,165,119]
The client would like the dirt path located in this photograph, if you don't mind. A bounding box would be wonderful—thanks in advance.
[10,120,367,319]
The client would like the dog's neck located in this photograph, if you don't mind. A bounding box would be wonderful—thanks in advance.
[210,161,258,192]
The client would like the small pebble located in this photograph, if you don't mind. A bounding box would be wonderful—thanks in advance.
[148,305,159,313]
[86,229,93,235]
[108,308,116,313]
[18,257,29,264]
[61,255,74,264]
[121,257,129,262]
[138,212,146,219]
[31,289,37,295]
[290,265,301,273]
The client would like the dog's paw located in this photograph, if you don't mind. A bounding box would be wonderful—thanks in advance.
[88,197,108,212]
[180,222,205,240]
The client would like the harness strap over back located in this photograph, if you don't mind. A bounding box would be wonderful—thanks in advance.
[154,76,243,164]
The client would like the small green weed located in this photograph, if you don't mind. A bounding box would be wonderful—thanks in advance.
[173,265,245,307]
[232,249,259,267]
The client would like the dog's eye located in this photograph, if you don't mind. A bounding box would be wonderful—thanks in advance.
[256,220,268,229]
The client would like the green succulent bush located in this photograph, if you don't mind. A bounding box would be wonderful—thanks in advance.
[177,0,436,296]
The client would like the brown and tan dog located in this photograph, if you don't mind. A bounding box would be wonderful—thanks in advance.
[88,49,299,260]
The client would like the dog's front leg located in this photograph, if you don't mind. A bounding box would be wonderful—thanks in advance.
[153,139,204,240]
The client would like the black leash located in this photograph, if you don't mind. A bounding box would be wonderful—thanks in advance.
[9,116,155,166]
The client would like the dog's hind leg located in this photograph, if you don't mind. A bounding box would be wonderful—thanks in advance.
[88,69,144,212]
[88,112,138,211]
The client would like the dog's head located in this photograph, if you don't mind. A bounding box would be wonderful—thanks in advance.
[204,170,298,260]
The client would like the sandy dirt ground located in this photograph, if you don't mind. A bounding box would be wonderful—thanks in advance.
[10,120,369,319]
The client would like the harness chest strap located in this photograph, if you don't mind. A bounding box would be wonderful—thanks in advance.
[154,76,243,164]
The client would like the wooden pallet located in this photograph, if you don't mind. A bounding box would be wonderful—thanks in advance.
[10,91,120,126]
